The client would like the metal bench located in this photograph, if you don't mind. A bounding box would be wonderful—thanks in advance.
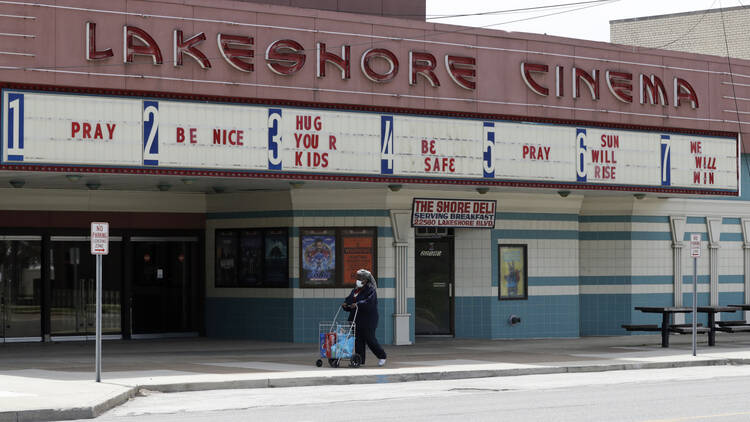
[670,325,708,334]
[715,320,750,333]
[621,324,660,332]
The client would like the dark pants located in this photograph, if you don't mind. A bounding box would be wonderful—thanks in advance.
[355,324,386,365]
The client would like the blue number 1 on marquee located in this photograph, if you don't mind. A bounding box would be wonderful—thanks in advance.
[381,116,394,175]
[6,93,24,162]
[143,101,159,166]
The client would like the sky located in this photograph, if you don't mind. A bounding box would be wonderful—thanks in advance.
[426,0,745,42]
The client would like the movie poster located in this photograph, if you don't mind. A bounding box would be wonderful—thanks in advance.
[341,229,375,287]
[301,230,336,287]
[238,230,263,286]
[499,245,527,300]
[264,229,289,287]
[215,231,238,287]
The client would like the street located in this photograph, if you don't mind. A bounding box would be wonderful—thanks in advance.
[82,366,750,422]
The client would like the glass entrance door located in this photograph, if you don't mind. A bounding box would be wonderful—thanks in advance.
[132,238,198,335]
[415,238,454,335]
[0,238,42,342]
[50,239,122,338]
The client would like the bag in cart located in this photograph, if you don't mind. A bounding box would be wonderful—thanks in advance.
[315,306,361,368]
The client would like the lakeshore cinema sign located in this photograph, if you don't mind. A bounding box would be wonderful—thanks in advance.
[1,90,738,194]
[85,22,700,109]
[412,198,497,229]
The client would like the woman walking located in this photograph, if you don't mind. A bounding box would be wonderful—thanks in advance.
[342,269,387,366]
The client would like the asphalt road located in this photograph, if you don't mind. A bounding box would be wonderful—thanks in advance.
[84,366,750,422]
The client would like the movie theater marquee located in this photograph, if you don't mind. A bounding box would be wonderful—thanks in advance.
[2,90,738,195]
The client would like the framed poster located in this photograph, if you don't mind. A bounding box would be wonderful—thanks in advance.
[300,229,336,287]
[498,244,528,300]
[215,230,238,287]
[264,229,289,287]
[340,228,376,287]
[238,230,263,286]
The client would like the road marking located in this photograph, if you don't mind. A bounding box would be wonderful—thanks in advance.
[643,412,750,421]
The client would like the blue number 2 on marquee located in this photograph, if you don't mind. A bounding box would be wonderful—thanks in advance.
[143,101,159,166]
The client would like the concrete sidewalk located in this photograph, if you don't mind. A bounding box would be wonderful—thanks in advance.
[2,334,750,421]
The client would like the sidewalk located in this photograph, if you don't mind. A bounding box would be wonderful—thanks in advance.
[2,334,750,422]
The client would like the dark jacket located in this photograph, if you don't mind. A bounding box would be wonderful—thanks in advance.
[343,284,379,330]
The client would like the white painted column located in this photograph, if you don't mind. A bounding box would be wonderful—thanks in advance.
[670,217,686,324]
[390,210,412,345]
[741,218,750,320]
[707,217,722,307]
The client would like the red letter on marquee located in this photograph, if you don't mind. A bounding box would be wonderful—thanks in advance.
[606,71,633,103]
[265,39,306,75]
[409,52,440,87]
[640,74,668,106]
[361,48,399,83]
[123,25,163,64]
[445,55,476,90]
[174,30,211,69]
[217,34,254,72]
[86,22,113,61]
[521,62,549,96]
[317,43,350,79]
[573,68,599,100]
[674,77,699,109]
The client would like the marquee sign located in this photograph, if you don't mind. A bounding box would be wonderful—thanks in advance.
[1,90,738,194]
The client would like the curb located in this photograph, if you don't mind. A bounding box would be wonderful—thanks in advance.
[0,388,137,422]
[3,358,749,422]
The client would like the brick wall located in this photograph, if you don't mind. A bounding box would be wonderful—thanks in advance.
[610,6,750,59]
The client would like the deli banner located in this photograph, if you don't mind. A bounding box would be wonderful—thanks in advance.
[412,198,497,228]
[1,89,739,195]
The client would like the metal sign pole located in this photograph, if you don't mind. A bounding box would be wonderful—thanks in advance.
[693,258,698,356]
[689,233,701,357]
[91,221,108,383]
[96,254,102,382]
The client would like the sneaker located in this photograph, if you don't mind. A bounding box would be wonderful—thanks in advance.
[378,359,386,367]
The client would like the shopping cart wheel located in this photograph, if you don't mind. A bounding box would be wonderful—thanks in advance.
[315,359,323,367]
[328,358,339,368]
[349,354,361,368]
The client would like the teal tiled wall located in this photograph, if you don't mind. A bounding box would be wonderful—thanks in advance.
[206,298,293,341]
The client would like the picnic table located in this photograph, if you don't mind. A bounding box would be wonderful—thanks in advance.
[716,304,750,334]
[631,306,694,348]
[697,306,738,346]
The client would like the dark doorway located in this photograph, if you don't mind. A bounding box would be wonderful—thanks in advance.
[49,238,122,338]
[0,237,42,341]
[415,237,454,335]
[131,238,199,335]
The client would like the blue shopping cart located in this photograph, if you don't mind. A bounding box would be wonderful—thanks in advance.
[315,306,361,368]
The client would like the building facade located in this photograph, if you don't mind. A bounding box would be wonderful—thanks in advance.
[611,5,750,60]
[0,0,749,345]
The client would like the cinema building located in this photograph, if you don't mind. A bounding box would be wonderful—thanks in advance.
[0,0,748,344]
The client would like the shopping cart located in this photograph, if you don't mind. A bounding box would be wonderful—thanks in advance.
[315,306,361,368]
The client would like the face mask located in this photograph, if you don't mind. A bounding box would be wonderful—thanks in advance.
[355,280,364,288]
